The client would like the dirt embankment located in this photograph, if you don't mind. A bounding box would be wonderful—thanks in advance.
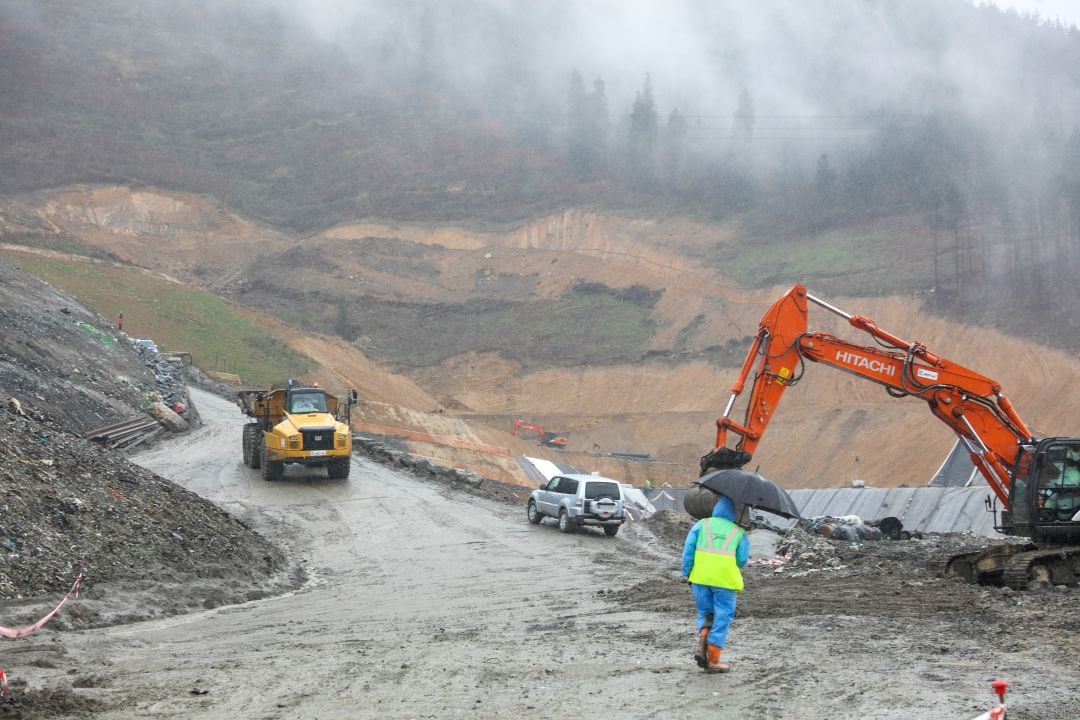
[0,262,154,434]
[0,259,296,626]
[10,186,1080,492]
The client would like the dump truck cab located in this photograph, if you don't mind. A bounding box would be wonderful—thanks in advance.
[286,387,329,414]
[238,384,358,481]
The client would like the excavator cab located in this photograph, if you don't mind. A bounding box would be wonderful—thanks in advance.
[1003,439,1080,541]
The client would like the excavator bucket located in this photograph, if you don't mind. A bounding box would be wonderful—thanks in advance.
[699,447,752,474]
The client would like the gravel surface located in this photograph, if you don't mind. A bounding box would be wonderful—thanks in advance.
[2,389,1077,719]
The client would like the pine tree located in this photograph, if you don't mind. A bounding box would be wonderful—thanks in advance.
[566,70,590,178]
[628,74,659,188]
[663,108,688,188]
[587,78,609,178]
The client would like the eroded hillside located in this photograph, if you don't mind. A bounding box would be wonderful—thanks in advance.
[5,185,1080,489]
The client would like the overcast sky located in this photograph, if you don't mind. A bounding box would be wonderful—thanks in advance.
[991,0,1080,27]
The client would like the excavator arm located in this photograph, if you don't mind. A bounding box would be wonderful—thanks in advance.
[703,285,1033,505]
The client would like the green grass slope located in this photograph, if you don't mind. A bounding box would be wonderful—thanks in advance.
[0,252,314,384]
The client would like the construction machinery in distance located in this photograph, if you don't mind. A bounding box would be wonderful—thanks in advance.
[704,283,1080,587]
[512,419,569,449]
[238,383,358,481]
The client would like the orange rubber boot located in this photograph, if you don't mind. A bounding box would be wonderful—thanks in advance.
[694,627,710,668]
[704,644,731,674]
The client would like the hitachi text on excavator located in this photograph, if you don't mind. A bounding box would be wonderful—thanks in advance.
[703,284,1080,588]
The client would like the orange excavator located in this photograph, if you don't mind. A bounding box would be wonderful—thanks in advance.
[704,284,1080,587]
[512,419,569,449]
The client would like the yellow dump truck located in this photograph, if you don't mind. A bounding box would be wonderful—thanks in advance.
[237,384,358,480]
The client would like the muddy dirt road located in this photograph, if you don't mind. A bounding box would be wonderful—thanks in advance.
[18,388,1078,719]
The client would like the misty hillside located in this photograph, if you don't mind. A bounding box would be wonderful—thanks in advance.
[3,1,1080,342]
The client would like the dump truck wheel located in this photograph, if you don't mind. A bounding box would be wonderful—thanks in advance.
[242,423,259,468]
[327,458,351,480]
[250,429,262,469]
[260,445,283,481]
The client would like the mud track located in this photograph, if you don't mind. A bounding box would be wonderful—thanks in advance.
[10,388,1080,718]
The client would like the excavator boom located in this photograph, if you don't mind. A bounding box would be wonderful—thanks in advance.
[707,284,1080,584]
[706,285,1032,506]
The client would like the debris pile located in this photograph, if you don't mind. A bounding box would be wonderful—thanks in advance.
[133,344,196,423]
[0,261,158,434]
[768,528,847,575]
[0,398,289,624]
[799,514,884,542]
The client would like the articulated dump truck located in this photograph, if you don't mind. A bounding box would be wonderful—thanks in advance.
[237,384,358,481]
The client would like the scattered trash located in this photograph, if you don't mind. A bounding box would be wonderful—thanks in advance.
[799,514,884,542]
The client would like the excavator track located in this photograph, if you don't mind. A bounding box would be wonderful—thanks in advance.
[940,544,1036,585]
[1000,546,1080,589]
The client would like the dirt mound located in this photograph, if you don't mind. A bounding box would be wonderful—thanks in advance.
[640,508,695,554]
[0,399,291,626]
[0,258,294,629]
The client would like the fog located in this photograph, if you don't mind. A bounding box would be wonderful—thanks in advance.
[3,0,1080,296]
[255,0,1078,136]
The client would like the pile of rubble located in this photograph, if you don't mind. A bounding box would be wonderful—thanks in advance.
[0,262,158,434]
[765,527,848,576]
[133,344,195,421]
[0,398,289,624]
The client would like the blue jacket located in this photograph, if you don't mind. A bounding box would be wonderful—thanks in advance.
[682,494,750,577]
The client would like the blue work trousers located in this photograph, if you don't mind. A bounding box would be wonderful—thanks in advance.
[692,583,737,648]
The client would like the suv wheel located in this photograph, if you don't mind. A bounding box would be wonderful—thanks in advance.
[603,525,619,537]
[558,509,574,534]
[527,501,543,525]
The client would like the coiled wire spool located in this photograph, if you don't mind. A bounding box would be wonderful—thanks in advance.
[684,485,719,520]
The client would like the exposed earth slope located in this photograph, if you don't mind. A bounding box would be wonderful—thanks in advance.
[0,262,294,628]
[6,186,1080,491]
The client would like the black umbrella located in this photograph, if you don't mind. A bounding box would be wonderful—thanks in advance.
[695,469,801,519]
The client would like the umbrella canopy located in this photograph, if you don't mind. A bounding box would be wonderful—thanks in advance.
[696,469,801,519]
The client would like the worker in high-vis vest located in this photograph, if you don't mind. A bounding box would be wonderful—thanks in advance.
[681,493,750,673]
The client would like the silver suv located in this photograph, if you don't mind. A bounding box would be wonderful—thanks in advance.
[527,473,625,537]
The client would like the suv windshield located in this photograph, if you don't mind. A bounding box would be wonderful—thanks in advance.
[584,481,620,500]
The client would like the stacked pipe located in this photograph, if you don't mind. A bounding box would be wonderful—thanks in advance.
[86,415,166,449]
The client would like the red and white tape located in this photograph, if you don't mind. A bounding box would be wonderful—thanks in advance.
[970,705,1006,720]
[0,667,8,698]
[0,572,84,639]
[970,679,1008,720]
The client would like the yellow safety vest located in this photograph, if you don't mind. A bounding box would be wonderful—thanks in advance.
[688,516,745,591]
